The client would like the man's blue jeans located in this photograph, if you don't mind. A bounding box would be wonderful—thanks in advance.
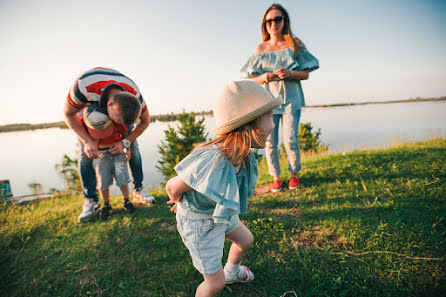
[79,139,144,201]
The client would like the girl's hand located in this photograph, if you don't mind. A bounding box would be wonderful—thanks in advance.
[274,68,293,80]
[167,200,177,213]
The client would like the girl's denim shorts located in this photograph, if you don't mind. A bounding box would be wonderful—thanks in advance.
[176,203,241,275]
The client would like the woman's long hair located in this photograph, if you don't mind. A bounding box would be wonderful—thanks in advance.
[261,3,302,58]
[194,119,266,168]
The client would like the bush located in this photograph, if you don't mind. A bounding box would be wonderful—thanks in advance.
[54,154,80,194]
[298,122,328,152]
[157,113,208,181]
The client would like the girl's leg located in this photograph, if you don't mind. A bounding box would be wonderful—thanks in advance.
[223,223,255,283]
[225,223,254,264]
[196,268,226,297]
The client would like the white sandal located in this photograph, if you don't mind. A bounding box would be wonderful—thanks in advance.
[225,265,255,284]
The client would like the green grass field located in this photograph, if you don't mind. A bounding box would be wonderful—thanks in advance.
[1,139,445,297]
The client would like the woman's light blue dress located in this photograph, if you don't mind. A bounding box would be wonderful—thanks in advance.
[240,43,319,176]
[240,44,319,114]
[174,145,258,224]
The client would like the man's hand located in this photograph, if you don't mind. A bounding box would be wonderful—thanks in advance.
[108,141,125,155]
[83,140,99,159]
[123,147,131,162]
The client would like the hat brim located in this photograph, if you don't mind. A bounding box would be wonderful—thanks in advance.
[87,124,114,140]
[212,97,281,135]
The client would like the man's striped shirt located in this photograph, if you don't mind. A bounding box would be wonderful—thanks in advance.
[67,67,147,112]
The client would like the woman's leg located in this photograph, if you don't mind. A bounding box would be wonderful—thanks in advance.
[282,106,302,175]
[265,114,282,179]
[196,268,226,297]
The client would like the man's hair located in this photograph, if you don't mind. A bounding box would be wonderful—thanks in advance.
[111,91,142,125]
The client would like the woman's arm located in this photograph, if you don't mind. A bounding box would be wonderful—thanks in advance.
[275,68,309,80]
[251,72,277,85]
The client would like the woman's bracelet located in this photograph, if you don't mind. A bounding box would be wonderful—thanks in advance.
[289,70,294,80]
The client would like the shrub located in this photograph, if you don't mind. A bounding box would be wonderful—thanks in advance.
[157,113,208,181]
[54,154,80,194]
[298,122,328,152]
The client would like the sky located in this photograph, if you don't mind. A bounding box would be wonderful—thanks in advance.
[0,0,445,125]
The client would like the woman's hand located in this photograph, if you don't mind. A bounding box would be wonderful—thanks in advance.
[274,68,293,80]
[262,72,277,83]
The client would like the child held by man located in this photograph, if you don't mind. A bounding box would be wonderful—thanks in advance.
[165,80,281,297]
[83,104,137,219]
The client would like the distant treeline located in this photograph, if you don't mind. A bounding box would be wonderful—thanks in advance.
[1,97,445,133]
[0,110,214,133]
[304,97,446,108]
[0,122,68,133]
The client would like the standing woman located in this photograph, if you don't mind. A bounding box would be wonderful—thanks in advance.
[241,3,319,192]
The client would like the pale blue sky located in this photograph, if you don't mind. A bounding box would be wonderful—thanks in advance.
[0,0,445,125]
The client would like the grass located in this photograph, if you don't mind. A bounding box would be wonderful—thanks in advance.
[1,139,445,296]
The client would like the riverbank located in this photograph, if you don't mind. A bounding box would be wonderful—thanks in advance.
[1,97,444,133]
[1,139,444,296]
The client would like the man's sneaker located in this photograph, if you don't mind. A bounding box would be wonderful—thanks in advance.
[133,188,155,204]
[101,203,112,220]
[270,179,282,192]
[78,198,100,222]
[288,176,300,189]
[124,200,136,213]
[224,265,255,284]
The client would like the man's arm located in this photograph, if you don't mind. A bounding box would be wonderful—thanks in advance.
[108,108,150,154]
[126,108,150,143]
[63,101,99,158]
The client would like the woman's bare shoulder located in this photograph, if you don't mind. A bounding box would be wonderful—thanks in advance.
[255,42,268,53]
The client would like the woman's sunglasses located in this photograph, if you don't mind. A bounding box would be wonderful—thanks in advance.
[265,16,284,26]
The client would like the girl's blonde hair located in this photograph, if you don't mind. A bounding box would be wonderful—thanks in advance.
[195,118,266,167]
[261,3,302,58]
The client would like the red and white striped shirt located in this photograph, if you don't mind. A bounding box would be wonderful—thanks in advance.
[67,67,147,113]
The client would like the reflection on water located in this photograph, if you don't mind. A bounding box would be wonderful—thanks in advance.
[0,102,445,196]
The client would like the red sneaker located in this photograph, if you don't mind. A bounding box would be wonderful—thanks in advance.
[271,179,282,192]
[289,176,300,189]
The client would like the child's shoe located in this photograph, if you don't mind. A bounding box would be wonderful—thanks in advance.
[288,176,300,189]
[224,265,255,284]
[270,179,282,192]
[101,203,112,220]
[124,200,136,213]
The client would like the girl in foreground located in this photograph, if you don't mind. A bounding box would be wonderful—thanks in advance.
[166,80,281,297]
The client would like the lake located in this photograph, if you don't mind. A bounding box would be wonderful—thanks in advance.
[1,101,445,197]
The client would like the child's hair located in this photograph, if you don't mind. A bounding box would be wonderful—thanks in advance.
[195,118,266,167]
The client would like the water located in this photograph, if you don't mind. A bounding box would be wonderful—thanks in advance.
[0,101,445,196]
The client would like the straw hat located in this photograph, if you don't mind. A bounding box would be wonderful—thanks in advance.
[83,104,114,139]
[212,80,281,135]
